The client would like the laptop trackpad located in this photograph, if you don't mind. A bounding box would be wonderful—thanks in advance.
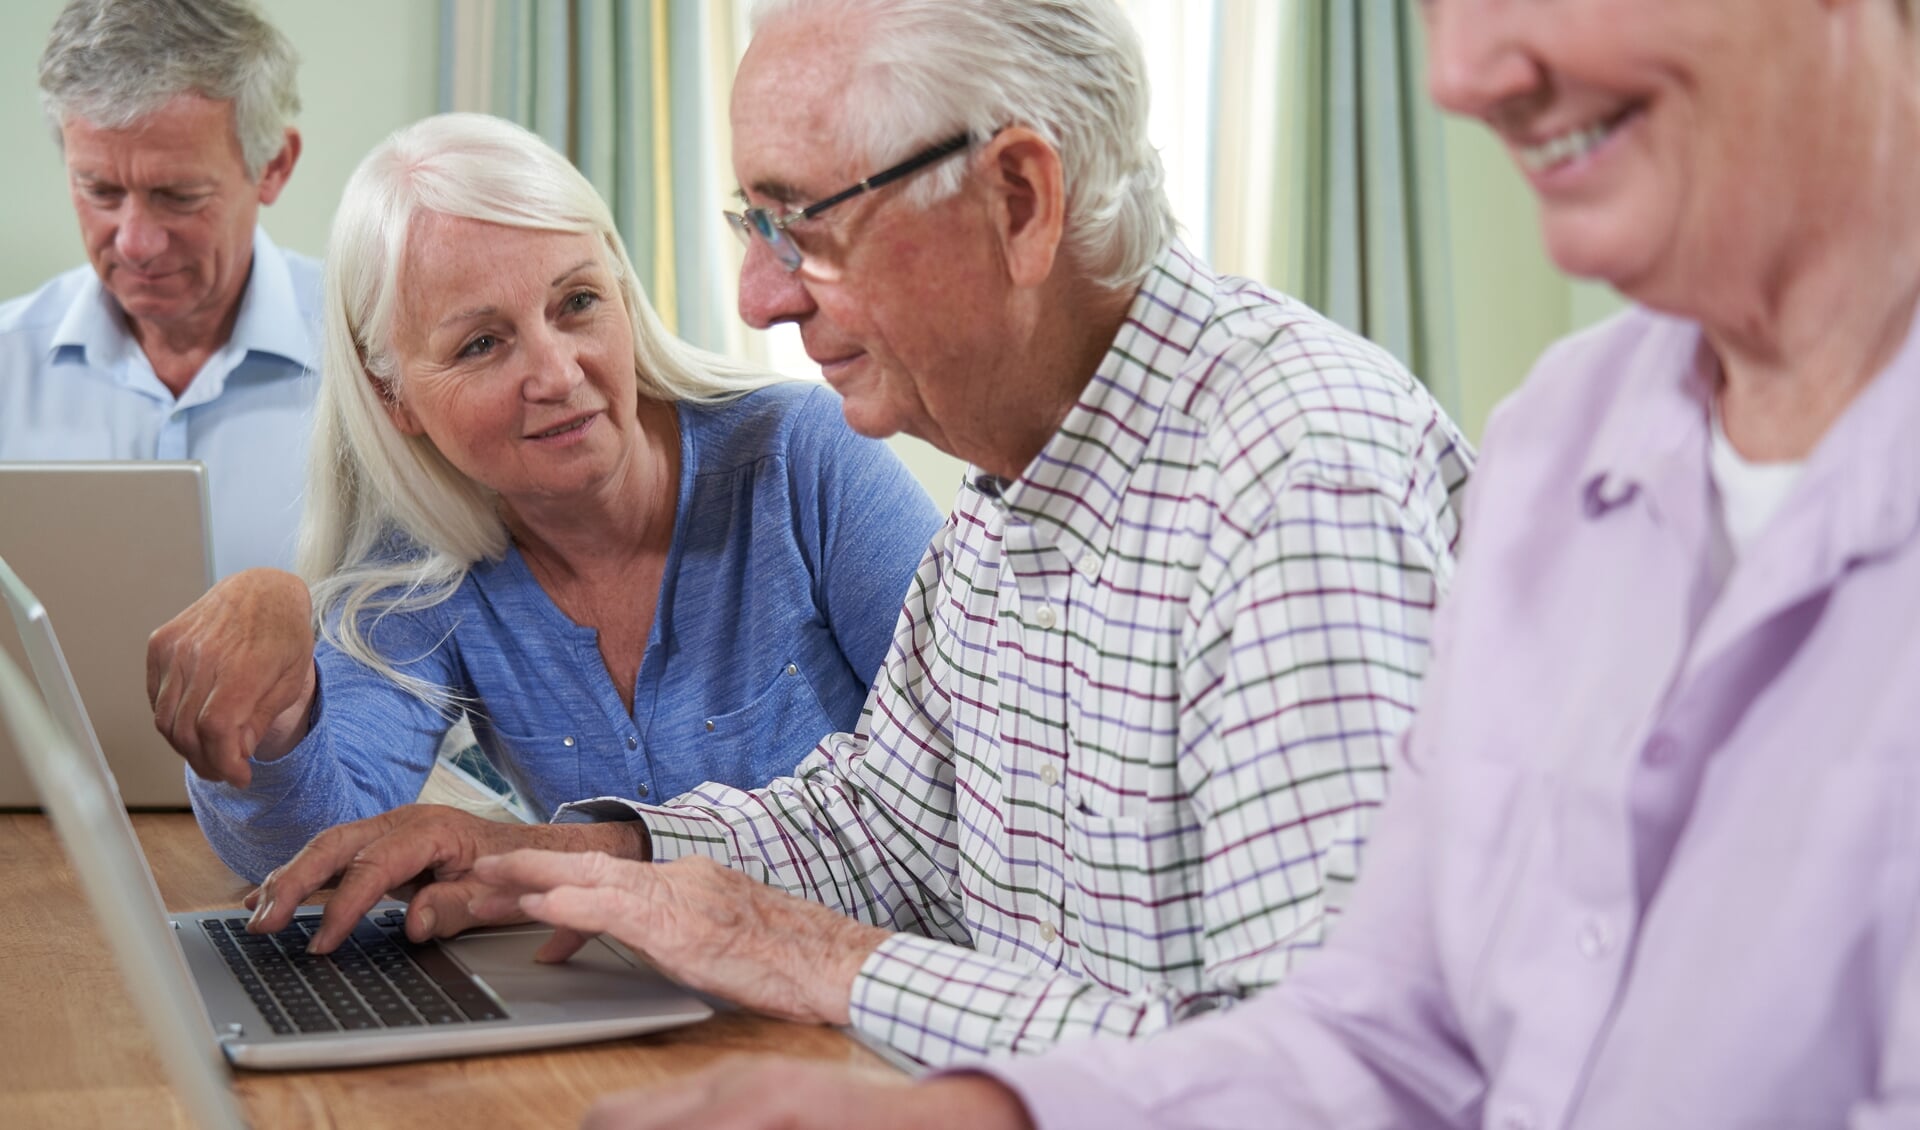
[444,929,665,1006]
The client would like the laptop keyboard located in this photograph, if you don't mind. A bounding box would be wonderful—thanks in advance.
[200,907,508,1036]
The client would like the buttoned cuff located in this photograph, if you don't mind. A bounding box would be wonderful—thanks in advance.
[551,797,753,871]
[233,675,330,801]
[848,931,1038,1067]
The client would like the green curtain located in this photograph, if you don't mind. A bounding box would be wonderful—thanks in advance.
[436,0,740,354]
[433,1,1459,406]
[1283,0,1458,410]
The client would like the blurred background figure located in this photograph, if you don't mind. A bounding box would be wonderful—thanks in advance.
[0,0,313,579]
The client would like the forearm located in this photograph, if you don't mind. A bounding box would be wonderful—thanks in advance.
[848,932,1263,1067]
[558,733,961,933]
[190,670,446,882]
[536,817,649,862]
[187,738,405,883]
[981,983,1413,1130]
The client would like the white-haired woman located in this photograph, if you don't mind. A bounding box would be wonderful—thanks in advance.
[154,113,941,883]
[564,0,1920,1125]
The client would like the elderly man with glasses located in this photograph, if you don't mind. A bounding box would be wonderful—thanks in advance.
[249,0,1475,1073]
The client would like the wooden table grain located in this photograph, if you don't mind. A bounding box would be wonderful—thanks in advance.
[0,813,884,1128]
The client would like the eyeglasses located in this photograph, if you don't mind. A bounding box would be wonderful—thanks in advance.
[724,132,972,273]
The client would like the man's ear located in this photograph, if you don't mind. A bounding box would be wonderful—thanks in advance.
[979,127,1066,289]
[255,126,302,206]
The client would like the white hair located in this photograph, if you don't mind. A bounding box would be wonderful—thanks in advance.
[748,0,1174,290]
[38,0,300,181]
[301,112,780,708]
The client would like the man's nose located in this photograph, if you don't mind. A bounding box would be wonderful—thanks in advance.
[114,198,168,265]
[737,238,818,330]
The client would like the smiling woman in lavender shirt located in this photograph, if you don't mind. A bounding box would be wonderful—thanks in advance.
[146,113,939,884]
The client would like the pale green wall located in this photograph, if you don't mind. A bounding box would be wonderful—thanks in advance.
[0,0,439,299]
[0,0,83,299]
[0,0,1616,485]
[1435,119,1632,442]
[1569,278,1628,332]
[1438,118,1568,442]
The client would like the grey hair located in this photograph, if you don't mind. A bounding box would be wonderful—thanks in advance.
[748,0,1174,291]
[38,0,300,181]
[301,112,779,709]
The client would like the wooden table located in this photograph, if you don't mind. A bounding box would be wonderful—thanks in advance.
[0,813,884,1128]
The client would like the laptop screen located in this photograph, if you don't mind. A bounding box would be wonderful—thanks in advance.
[0,556,246,1129]
[0,461,213,807]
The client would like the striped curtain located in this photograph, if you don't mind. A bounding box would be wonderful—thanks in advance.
[1211,0,1460,411]
[436,0,746,356]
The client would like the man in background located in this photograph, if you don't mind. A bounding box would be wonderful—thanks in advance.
[0,0,315,579]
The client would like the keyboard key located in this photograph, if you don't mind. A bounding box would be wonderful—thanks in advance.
[214,909,498,1035]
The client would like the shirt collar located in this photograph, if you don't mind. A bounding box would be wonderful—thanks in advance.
[45,226,315,377]
[49,266,136,371]
[1570,310,1713,529]
[1780,300,1920,566]
[1576,301,1920,571]
[225,227,317,371]
[987,240,1214,574]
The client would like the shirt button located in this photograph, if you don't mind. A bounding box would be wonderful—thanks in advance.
[786,663,798,676]
[1040,764,1058,787]
[1040,923,1058,943]
[1643,734,1678,765]
[626,735,638,750]
[1077,556,1099,580]
[1577,918,1612,960]
[1032,605,1058,630]
[561,736,575,748]
[636,783,650,798]
[704,720,715,732]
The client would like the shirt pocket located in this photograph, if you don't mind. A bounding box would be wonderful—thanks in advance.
[1064,804,1205,992]
[691,661,836,792]
[475,723,589,819]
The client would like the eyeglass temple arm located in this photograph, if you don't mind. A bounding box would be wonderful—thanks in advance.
[798,133,972,221]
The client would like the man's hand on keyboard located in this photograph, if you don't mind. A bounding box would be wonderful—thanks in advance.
[466,847,891,1027]
[243,803,649,954]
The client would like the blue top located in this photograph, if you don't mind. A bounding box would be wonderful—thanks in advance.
[0,228,321,577]
[190,383,943,881]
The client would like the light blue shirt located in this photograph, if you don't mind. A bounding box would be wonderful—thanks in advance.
[190,382,945,882]
[0,227,321,577]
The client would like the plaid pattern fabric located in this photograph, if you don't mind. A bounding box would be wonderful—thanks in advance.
[559,242,1473,1065]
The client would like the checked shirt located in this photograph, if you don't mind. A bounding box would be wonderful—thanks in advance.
[559,241,1474,1066]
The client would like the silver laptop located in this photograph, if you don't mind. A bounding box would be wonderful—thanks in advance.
[0,554,713,1083]
[0,461,213,806]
